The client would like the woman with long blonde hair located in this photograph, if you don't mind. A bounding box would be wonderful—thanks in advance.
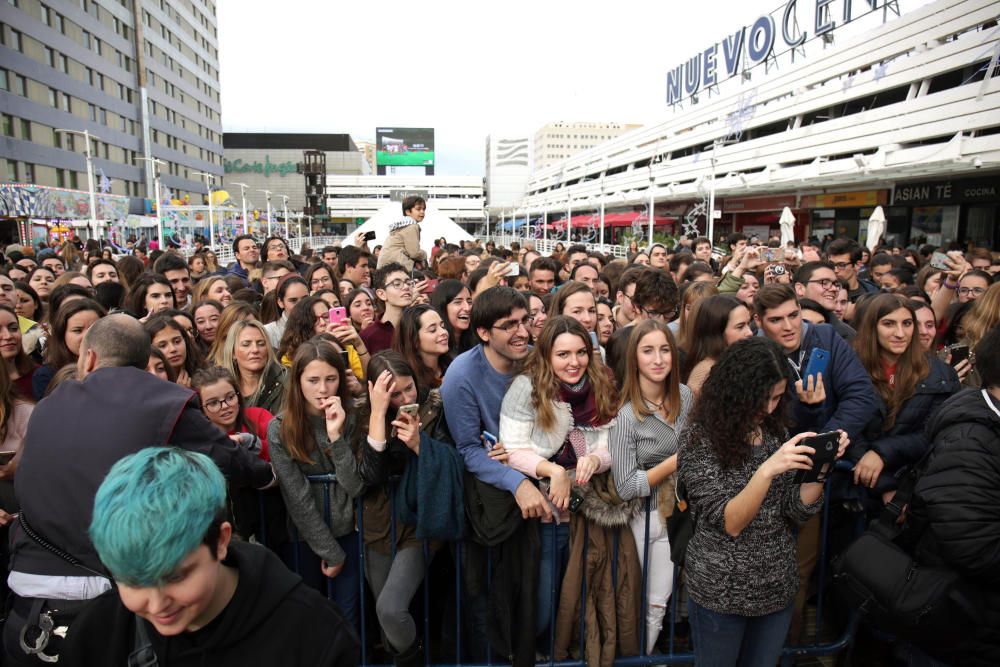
[499,315,617,638]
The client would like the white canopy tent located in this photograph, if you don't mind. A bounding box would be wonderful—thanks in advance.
[347,201,474,255]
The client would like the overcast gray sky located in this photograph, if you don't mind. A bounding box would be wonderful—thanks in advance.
[218,0,931,176]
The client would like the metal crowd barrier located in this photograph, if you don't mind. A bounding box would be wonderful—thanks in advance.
[253,472,859,666]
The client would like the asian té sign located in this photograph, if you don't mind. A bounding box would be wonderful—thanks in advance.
[666,0,884,106]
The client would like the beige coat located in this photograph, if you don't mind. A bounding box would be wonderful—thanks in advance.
[377,222,426,272]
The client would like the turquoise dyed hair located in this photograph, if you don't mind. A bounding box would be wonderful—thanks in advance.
[89,447,227,587]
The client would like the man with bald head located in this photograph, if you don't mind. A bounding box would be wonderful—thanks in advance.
[5,314,274,665]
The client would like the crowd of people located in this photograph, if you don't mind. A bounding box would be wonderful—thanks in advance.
[0,193,997,667]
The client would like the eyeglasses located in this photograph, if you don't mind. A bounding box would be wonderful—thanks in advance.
[642,306,678,320]
[806,278,839,290]
[385,279,416,291]
[203,392,238,412]
[958,287,986,297]
[832,262,853,271]
[492,316,534,334]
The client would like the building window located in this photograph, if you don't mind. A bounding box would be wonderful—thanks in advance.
[61,92,71,112]
[56,168,66,188]
[19,119,30,140]
[2,114,12,137]
[5,160,16,182]
[52,127,61,147]
[23,163,35,184]
[9,28,21,52]
[58,54,68,73]
[70,171,78,188]
[99,108,106,125]
[89,103,97,121]
[48,88,58,108]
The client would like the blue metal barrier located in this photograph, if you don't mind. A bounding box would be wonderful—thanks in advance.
[254,471,860,666]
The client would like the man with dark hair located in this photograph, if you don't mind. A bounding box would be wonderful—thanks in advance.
[6,315,273,665]
[227,235,260,284]
[668,252,695,284]
[321,245,339,273]
[606,268,680,384]
[692,236,717,272]
[614,266,644,328]
[153,252,193,307]
[560,244,589,282]
[868,252,895,287]
[569,262,599,291]
[378,196,427,271]
[40,253,66,278]
[337,245,372,288]
[528,257,559,296]
[826,238,878,304]
[793,260,855,341]
[360,262,414,355]
[441,287,549,518]
[726,232,747,256]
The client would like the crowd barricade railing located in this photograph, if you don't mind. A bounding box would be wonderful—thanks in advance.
[253,470,860,666]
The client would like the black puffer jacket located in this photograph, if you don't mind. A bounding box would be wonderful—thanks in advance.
[912,387,1000,666]
[845,356,960,493]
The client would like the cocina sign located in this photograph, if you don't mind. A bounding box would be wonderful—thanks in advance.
[666,0,888,106]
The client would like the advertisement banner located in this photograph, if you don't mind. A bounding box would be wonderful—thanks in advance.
[376,128,435,166]
[0,183,129,221]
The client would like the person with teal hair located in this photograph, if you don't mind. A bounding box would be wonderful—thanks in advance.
[60,447,359,666]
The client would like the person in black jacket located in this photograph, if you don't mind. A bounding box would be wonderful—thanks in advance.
[845,294,960,510]
[61,447,358,667]
[912,325,1000,667]
[4,315,273,666]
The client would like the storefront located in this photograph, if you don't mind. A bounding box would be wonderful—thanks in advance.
[722,194,807,241]
[893,175,1000,248]
[798,190,891,246]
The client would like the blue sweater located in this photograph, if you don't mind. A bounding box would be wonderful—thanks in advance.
[440,345,525,495]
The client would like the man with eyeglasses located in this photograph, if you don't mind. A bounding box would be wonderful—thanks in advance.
[227,235,260,286]
[441,286,551,661]
[826,239,878,305]
[259,261,294,295]
[606,268,680,385]
[793,261,855,341]
[360,262,415,356]
[613,267,643,328]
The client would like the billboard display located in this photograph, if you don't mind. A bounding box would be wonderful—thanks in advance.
[376,127,435,166]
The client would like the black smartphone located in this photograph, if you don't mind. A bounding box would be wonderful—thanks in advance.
[568,487,585,513]
[363,231,377,242]
[948,343,970,365]
[792,431,840,484]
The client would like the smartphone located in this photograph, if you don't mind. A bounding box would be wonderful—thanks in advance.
[328,306,347,326]
[390,403,420,438]
[947,343,970,365]
[762,247,785,263]
[793,431,841,484]
[803,348,829,386]
[339,350,350,366]
[363,231,377,242]
[421,278,439,295]
[505,263,520,277]
[589,331,600,348]
[482,430,499,451]
[568,487,585,513]
[930,251,950,271]
[0,451,15,466]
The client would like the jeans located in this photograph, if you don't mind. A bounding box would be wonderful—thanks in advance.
[365,546,429,653]
[688,598,794,667]
[536,521,571,638]
[283,533,361,632]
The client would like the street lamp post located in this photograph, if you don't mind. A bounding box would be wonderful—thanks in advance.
[257,190,273,237]
[55,129,100,241]
[232,182,249,235]
[133,156,166,249]
[279,195,290,239]
[193,171,216,250]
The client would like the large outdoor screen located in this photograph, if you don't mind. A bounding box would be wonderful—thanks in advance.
[376,127,435,166]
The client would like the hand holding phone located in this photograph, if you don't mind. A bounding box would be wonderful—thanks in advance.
[792,431,841,484]
[328,307,347,327]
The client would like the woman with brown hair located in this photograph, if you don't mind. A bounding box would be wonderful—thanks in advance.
[847,293,959,506]
[266,339,372,630]
[392,303,450,391]
[610,319,693,652]
[499,315,617,637]
[682,294,754,396]
[673,280,719,347]
[32,298,106,399]
[549,280,597,334]
[0,304,37,401]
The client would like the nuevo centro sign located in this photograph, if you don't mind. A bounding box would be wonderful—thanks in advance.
[223,156,298,177]
[666,0,888,106]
